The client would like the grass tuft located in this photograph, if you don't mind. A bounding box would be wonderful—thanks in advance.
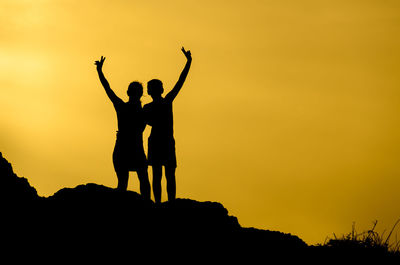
[322,219,400,256]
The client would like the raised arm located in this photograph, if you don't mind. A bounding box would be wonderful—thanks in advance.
[95,56,123,106]
[165,47,192,102]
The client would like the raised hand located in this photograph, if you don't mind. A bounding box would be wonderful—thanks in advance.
[95,56,106,71]
[181,47,192,61]
[165,47,192,102]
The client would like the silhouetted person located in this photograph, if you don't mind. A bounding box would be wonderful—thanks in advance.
[95,56,150,199]
[143,47,192,203]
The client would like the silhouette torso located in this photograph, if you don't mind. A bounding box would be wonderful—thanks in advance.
[143,98,176,167]
[144,98,174,140]
[113,100,147,171]
[114,101,146,135]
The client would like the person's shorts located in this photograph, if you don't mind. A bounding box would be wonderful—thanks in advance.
[113,132,147,172]
[147,136,177,168]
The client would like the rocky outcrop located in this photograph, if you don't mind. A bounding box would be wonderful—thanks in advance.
[2,152,397,262]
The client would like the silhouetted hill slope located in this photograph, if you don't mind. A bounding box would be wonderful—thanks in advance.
[1,152,399,262]
[0,152,38,204]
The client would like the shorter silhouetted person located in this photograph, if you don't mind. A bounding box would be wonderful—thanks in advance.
[95,56,150,199]
[144,47,192,203]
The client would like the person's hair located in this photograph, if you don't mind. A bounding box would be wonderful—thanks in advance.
[127,81,143,98]
[147,79,164,96]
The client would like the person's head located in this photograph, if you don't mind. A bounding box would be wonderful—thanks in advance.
[147,79,163,99]
[127,81,143,101]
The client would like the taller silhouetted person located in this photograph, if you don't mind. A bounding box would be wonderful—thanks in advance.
[144,47,192,203]
[95,56,150,199]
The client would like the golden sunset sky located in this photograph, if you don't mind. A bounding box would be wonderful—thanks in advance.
[1,0,400,244]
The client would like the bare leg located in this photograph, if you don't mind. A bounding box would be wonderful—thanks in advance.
[137,168,151,200]
[165,166,176,202]
[152,165,162,204]
[116,169,129,191]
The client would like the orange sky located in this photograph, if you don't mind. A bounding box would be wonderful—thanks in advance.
[1,0,400,245]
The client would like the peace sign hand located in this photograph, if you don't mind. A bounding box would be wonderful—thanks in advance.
[95,56,106,71]
[181,47,192,61]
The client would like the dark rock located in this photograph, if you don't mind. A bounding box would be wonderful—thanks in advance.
[0,152,38,205]
[2,152,397,261]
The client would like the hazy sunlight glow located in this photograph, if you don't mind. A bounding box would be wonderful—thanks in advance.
[1,0,400,245]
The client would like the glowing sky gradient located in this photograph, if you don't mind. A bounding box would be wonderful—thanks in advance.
[1,0,400,244]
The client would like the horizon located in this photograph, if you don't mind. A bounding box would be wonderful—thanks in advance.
[1,0,400,245]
